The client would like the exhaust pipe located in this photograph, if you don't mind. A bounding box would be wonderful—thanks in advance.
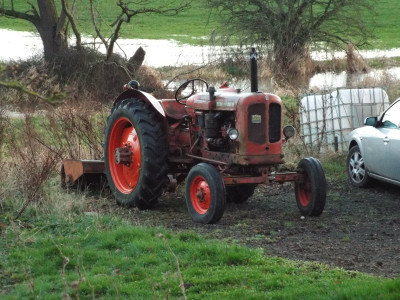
[250,47,258,93]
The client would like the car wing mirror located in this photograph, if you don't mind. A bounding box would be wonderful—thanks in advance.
[364,116,377,126]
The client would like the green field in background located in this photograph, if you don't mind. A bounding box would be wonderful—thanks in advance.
[0,0,399,48]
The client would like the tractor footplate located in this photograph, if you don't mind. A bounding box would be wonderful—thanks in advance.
[223,172,302,186]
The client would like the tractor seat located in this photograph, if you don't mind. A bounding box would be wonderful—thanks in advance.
[160,99,188,119]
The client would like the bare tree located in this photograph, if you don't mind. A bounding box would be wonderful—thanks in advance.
[0,0,80,60]
[0,0,190,61]
[207,0,374,77]
[89,0,190,61]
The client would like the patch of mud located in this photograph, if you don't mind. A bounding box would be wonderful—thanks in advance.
[107,180,400,278]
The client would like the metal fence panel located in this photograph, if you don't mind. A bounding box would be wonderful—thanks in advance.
[299,87,390,153]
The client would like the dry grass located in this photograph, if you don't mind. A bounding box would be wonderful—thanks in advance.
[0,48,169,110]
[0,98,108,220]
[346,44,369,73]
[10,117,59,204]
[349,71,400,102]
[160,63,230,91]
[44,100,107,159]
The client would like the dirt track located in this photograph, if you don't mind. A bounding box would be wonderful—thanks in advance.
[108,179,400,278]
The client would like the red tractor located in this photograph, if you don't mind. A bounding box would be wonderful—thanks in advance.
[62,49,326,224]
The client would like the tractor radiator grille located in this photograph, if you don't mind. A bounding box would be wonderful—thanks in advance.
[269,103,281,143]
[248,103,266,144]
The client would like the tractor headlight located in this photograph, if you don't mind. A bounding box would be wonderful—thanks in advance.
[227,128,239,140]
[283,125,295,139]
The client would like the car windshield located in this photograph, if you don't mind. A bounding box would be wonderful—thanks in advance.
[381,100,400,129]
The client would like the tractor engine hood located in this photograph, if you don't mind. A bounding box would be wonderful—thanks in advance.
[185,88,240,111]
[185,89,279,112]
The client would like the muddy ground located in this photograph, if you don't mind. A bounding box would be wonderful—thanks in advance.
[105,179,400,278]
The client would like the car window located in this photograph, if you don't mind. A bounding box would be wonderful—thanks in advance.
[381,100,400,129]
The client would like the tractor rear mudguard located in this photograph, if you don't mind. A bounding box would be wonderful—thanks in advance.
[61,159,107,192]
[113,89,166,117]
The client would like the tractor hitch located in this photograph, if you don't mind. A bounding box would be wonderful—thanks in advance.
[114,147,133,166]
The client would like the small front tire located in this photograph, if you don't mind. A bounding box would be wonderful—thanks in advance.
[295,157,326,216]
[185,163,226,224]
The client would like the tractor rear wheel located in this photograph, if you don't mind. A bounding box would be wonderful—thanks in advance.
[104,99,168,209]
[226,184,257,203]
[185,163,226,224]
[295,157,326,216]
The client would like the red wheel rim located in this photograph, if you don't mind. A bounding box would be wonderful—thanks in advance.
[297,173,311,207]
[108,117,141,193]
[190,176,211,214]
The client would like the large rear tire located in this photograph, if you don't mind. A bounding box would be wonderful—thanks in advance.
[185,163,226,224]
[226,184,257,203]
[104,99,168,209]
[295,157,326,216]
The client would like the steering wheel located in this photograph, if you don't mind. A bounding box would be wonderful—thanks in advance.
[175,78,209,105]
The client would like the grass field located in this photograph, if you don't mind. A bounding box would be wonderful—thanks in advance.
[0,0,217,45]
[0,0,399,48]
[1,211,400,299]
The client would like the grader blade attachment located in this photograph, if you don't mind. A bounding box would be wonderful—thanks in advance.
[61,159,107,192]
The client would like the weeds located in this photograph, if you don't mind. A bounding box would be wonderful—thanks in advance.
[0,98,107,220]
[42,101,107,160]
[0,48,169,110]
[346,44,368,73]
[10,115,59,208]
[158,233,187,300]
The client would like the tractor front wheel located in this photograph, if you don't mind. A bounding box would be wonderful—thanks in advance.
[295,157,326,216]
[185,163,226,224]
[104,99,168,209]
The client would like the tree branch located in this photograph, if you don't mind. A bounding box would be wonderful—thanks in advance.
[60,0,82,50]
[104,0,190,61]
[89,0,109,49]
[55,5,68,43]
[0,6,39,26]
[0,80,64,105]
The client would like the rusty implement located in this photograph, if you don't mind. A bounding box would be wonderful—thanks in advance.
[61,159,107,192]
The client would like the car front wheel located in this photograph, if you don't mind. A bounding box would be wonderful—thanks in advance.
[347,145,370,187]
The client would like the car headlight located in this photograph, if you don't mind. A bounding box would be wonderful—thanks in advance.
[227,128,239,140]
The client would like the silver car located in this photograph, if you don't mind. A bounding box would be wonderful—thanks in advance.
[347,98,400,187]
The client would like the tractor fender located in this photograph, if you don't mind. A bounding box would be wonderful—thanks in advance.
[113,89,166,117]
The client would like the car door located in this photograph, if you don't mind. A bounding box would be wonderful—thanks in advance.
[378,100,400,181]
[361,125,388,176]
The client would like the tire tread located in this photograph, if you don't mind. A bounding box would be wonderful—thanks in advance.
[104,99,168,209]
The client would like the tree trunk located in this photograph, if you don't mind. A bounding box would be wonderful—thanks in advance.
[128,47,146,72]
[35,0,68,60]
[272,41,311,78]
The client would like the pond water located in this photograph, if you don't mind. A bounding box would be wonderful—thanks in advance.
[1,29,400,91]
